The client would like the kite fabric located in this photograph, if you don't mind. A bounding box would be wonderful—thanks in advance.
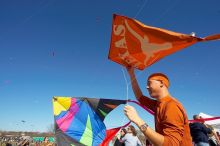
[108,14,220,70]
[53,97,127,146]
[52,96,220,146]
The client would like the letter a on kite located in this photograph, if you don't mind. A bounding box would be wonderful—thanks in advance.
[108,14,220,70]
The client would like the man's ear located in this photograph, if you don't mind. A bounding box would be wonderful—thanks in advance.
[160,81,164,88]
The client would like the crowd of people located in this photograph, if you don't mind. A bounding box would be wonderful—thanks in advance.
[0,136,55,146]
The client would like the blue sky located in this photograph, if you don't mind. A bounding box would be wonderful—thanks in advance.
[0,0,220,132]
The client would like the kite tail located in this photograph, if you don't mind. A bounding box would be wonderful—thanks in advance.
[99,121,131,146]
[200,34,220,41]
[189,116,220,123]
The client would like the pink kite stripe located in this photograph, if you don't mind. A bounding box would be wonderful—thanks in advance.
[189,116,220,123]
[56,98,79,132]
[128,100,155,115]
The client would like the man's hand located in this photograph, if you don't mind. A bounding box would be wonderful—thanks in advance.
[126,66,135,75]
[116,133,120,139]
[124,105,164,146]
[124,105,144,126]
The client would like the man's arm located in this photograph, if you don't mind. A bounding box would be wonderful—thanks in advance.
[126,67,143,100]
[127,67,156,111]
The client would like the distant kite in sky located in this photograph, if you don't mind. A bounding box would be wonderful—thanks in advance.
[108,14,220,70]
[96,17,101,23]
[53,97,132,146]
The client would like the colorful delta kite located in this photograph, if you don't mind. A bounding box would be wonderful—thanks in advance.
[53,97,130,146]
[108,14,220,70]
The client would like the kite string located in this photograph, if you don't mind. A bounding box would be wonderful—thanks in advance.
[152,0,181,25]
[121,67,129,102]
[119,67,147,130]
[134,0,149,18]
[120,66,148,125]
[120,0,160,127]
[0,0,53,41]
[126,53,161,88]
[114,67,130,136]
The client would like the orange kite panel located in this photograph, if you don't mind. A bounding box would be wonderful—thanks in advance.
[108,14,220,70]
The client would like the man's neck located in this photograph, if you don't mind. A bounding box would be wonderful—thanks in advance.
[155,90,170,100]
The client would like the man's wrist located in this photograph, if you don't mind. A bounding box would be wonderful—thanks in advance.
[135,118,145,127]
[134,118,149,132]
[140,123,149,132]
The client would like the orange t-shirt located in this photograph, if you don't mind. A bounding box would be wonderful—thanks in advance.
[139,95,192,146]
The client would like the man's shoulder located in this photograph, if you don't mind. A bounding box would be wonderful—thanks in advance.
[167,97,184,108]
[163,97,188,117]
[164,97,179,106]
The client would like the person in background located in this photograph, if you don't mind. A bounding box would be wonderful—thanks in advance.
[41,137,53,146]
[120,125,142,146]
[190,115,212,146]
[204,124,220,146]
[114,128,127,146]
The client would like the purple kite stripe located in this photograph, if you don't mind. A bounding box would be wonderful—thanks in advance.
[56,98,79,132]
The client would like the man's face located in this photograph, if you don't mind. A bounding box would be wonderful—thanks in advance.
[146,79,162,98]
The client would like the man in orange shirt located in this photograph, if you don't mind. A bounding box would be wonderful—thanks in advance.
[124,67,192,146]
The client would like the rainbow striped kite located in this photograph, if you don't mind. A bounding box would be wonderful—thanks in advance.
[53,97,128,146]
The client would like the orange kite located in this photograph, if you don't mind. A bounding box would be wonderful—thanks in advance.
[108,14,220,70]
